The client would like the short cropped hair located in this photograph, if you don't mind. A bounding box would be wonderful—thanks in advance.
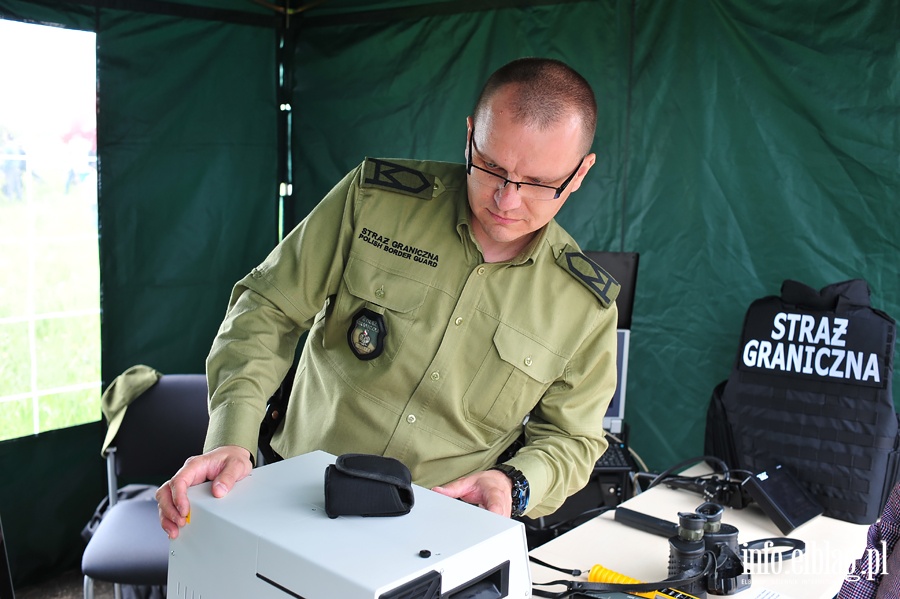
[473,57,597,155]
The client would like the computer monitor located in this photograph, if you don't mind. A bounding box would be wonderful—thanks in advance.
[604,329,630,434]
[584,252,640,435]
[584,251,639,330]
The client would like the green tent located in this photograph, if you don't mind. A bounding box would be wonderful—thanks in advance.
[0,0,897,586]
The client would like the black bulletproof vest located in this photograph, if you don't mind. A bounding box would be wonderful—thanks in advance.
[706,279,898,524]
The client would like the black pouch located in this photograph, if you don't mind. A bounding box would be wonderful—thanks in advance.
[324,453,414,518]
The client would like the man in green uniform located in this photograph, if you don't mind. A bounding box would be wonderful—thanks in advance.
[158,57,619,538]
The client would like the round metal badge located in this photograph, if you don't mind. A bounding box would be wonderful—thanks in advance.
[348,308,387,360]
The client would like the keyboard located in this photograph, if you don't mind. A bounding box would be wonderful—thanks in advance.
[595,441,634,472]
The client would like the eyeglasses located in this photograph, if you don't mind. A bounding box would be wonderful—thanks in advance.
[466,126,585,201]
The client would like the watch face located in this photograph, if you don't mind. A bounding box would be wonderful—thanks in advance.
[512,486,528,516]
[494,466,529,516]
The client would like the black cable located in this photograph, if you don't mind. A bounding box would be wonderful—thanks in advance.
[532,552,718,599]
[528,556,584,577]
[523,506,614,536]
[646,455,730,490]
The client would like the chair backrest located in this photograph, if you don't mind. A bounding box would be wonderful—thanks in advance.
[583,251,640,330]
[111,374,210,481]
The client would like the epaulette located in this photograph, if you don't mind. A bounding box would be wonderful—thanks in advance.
[361,158,439,200]
[555,246,620,308]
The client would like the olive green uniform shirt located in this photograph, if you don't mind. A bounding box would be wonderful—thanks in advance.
[205,158,618,517]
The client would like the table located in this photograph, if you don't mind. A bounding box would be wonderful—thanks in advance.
[529,468,869,598]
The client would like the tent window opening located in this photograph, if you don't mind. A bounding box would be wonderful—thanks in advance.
[0,19,100,441]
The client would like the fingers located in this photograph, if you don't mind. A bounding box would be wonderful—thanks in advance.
[210,453,250,498]
[157,480,187,540]
[156,445,252,539]
[432,470,513,518]
[479,479,512,518]
[431,477,470,499]
[482,488,512,518]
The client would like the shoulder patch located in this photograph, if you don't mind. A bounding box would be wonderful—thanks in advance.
[362,158,436,200]
[556,247,620,308]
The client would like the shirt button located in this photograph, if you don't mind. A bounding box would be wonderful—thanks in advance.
[477,266,486,275]
[430,371,440,381]
[375,285,385,298]
[524,356,533,367]
[407,414,416,424]
[455,317,463,325]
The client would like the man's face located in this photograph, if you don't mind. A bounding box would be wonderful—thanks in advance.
[465,87,595,261]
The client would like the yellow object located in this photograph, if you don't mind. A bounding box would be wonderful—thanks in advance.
[588,564,655,599]
[588,564,703,599]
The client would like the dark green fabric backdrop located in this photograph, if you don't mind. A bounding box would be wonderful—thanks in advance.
[96,8,278,383]
[291,0,900,472]
[0,0,897,588]
[0,0,277,586]
[615,0,899,464]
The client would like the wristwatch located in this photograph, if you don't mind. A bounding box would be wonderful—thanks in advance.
[491,464,530,517]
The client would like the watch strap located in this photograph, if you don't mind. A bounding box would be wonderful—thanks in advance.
[491,464,530,517]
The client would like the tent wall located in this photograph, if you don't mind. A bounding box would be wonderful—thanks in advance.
[0,0,277,586]
[0,0,897,588]
[0,423,104,588]
[291,0,900,470]
[96,6,278,383]
[608,0,898,463]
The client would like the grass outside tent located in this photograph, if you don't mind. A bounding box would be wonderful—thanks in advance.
[0,166,101,441]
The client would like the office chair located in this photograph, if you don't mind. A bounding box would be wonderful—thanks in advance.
[81,373,209,599]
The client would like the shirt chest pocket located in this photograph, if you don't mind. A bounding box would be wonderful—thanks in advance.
[465,323,567,434]
[327,257,428,362]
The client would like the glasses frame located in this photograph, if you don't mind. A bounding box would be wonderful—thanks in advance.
[466,126,585,201]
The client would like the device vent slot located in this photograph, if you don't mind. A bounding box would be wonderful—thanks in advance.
[173,581,201,598]
[443,561,510,599]
[378,569,442,599]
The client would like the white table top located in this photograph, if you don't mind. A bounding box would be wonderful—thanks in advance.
[529,468,869,598]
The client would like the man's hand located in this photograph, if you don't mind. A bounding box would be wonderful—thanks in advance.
[156,445,253,539]
[431,469,513,517]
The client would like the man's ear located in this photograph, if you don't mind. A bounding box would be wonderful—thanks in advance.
[465,116,474,161]
[566,152,596,195]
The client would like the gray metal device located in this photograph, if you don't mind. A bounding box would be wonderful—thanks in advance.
[167,450,532,598]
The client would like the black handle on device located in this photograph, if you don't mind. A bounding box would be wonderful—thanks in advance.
[614,506,677,537]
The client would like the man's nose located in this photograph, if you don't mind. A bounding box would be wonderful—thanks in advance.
[494,181,523,211]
